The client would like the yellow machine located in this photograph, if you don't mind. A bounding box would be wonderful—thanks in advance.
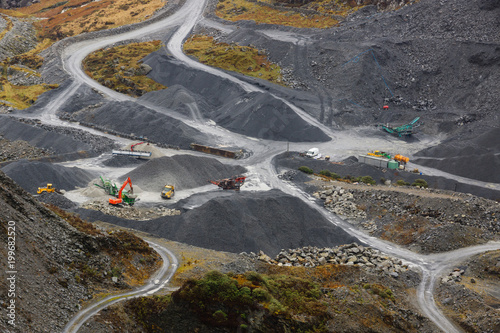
[161,185,175,199]
[37,183,56,194]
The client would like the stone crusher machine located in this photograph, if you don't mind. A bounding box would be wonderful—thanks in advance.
[378,117,420,137]
[109,177,137,206]
[95,176,137,205]
[209,175,246,191]
[95,176,119,196]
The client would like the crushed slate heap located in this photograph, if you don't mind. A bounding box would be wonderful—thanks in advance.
[82,201,181,221]
[250,243,410,278]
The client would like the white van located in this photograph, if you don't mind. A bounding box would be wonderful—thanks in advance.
[306,148,319,158]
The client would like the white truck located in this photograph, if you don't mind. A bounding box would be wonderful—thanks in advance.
[306,148,319,158]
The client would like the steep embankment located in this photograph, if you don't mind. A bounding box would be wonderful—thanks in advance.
[0,171,161,332]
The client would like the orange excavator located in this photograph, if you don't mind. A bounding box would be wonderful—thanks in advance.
[109,177,137,205]
[209,176,246,191]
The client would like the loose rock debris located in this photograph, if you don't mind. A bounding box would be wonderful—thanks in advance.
[82,201,181,221]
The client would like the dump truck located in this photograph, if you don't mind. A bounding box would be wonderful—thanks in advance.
[109,177,137,206]
[209,176,246,191]
[161,185,175,199]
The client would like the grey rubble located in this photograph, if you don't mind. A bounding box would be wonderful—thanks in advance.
[253,243,410,278]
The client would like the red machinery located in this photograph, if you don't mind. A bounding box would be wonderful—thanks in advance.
[131,142,146,151]
[209,176,246,191]
[109,177,137,205]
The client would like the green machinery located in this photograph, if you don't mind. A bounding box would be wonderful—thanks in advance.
[379,117,420,137]
[95,176,118,196]
[95,176,137,205]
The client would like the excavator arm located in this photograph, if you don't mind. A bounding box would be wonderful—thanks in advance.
[109,177,134,205]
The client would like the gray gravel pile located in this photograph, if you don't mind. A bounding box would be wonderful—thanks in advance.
[121,155,246,191]
[1,160,95,193]
[0,134,52,162]
[414,127,500,183]
[37,192,78,210]
[101,155,148,167]
[252,242,410,278]
[17,118,118,154]
[214,91,330,142]
[142,52,330,142]
[78,189,360,257]
[0,116,91,154]
[71,100,208,149]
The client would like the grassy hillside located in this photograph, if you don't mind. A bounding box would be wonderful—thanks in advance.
[83,40,166,97]
[216,0,340,28]
[184,34,285,85]
[13,0,165,40]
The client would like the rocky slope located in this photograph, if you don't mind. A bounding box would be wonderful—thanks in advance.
[0,171,161,332]
[314,184,500,253]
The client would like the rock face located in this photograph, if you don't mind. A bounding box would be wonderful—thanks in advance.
[253,243,410,277]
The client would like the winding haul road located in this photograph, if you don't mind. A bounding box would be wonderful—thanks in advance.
[27,0,499,332]
[63,241,178,333]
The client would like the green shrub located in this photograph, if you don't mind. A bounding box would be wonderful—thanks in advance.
[252,287,271,302]
[396,179,410,186]
[298,166,313,174]
[412,179,428,188]
[380,177,386,184]
[319,170,332,177]
[360,176,376,185]
[213,310,228,322]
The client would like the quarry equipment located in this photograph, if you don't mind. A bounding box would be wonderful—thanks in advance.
[131,142,146,151]
[111,141,151,158]
[209,176,246,191]
[161,185,175,199]
[95,176,119,196]
[190,143,243,159]
[378,117,420,136]
[368,150,391,159]
[37,183,62,194]
[394,154,410,164]
[109,177,137,206]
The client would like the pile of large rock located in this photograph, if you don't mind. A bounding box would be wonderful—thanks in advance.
[0,135,52,162]
[253,243,409,278]
[313,187,367,219]
[83,201,180,220]
[441,268,466,283]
